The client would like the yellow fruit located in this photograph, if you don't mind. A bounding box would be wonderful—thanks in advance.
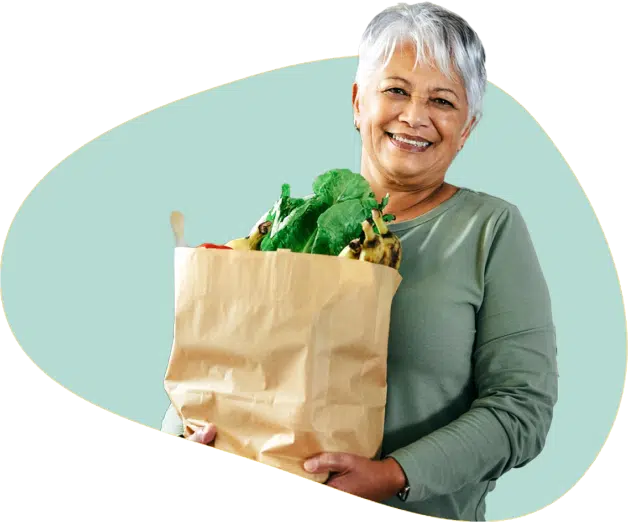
[226,221,272,251]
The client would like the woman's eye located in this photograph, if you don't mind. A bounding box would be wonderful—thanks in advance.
[433,98,454,107]
[386,87,407,96]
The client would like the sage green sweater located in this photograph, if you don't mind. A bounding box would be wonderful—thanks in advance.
[160,187,558,521]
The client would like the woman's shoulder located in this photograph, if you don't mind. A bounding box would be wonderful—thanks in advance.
[457,187,519,215]
[457,186,528,225]
[454,187,530,237]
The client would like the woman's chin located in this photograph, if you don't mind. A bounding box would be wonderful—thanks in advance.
[381,163,430,185]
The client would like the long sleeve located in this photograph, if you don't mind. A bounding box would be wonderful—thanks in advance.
[387,204,559,503]
[161,403,185,437]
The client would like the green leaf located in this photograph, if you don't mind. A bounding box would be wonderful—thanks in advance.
[257,169,391,256]
[379,193,390,212]
[310,199,369,256]
[260,182,310,251]
[312,169,372,204]
[261,196,329,252]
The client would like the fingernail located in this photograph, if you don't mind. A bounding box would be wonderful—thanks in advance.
[304,460,316,472]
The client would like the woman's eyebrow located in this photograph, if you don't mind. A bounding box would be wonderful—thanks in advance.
[432,87,459,99]
[384,76,411,84]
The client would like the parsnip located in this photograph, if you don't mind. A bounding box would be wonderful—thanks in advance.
[338,239,363,260]
[370,209,402,270]
[359,219,387,264]
[337,209,402,270]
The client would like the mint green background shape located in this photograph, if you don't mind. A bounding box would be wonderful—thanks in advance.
[1,58,625,520]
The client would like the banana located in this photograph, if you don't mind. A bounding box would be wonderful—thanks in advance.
[226,220,272,250]
[338,238,363,260]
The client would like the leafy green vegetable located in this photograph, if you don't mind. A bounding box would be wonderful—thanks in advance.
[259,169,395,256]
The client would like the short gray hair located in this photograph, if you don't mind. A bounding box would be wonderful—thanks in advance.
[356,2,487,124]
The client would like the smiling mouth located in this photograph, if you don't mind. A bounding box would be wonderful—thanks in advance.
[386,132,433,152]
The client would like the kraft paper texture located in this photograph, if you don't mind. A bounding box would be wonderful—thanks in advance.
[164,247,402,482]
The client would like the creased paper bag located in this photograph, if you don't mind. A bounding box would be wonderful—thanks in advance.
[164,247,402,482]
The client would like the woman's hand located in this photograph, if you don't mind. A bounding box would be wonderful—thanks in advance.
[304,453,407,502]
[185,423,217,445]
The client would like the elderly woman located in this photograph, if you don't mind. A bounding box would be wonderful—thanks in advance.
[161,2,558,520]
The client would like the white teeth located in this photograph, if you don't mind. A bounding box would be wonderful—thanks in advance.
[391,134,431,147]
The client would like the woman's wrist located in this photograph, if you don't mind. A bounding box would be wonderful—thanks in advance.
[381,456,408,494]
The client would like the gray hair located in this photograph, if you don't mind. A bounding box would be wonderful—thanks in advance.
[356,2,487,124]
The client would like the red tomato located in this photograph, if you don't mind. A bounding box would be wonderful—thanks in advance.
[197,243,233,250]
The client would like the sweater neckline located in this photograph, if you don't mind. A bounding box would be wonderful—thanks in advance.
[386,187,470,231]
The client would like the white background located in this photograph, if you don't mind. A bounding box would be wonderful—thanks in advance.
[1,1,626,520]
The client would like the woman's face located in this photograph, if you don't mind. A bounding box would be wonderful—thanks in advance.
[353,42,475,189]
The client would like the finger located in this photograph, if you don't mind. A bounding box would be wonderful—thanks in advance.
[187,423,217,445]
[186,426,203,443]
[304,452,353,474]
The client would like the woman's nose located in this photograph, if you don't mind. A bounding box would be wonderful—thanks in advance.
[400,99,430,128]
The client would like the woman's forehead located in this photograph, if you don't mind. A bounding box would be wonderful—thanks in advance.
[377,48,463,89]
[385,41,437,68]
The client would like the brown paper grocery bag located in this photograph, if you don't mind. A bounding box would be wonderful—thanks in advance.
[164,247,402,483]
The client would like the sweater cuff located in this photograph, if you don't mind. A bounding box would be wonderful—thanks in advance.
[386,445,428,503]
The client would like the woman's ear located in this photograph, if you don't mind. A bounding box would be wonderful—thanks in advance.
[458,116,477,151]
[352,82,360,129]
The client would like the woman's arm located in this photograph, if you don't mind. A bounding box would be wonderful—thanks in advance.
[386,205,559,503]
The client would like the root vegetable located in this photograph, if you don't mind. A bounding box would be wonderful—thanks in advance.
[359,219,386,264]
[370,209,402,270]
[338,209,402,270]
[338,238,363,260]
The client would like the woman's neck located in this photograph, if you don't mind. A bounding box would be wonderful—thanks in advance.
[363,172,459,223]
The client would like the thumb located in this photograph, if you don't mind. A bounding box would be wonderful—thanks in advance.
[304,453,353,474]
